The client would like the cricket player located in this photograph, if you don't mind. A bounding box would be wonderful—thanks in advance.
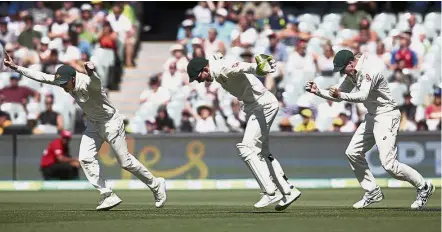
[3,52,167,211]
[187,54,301,210]
[305,50,435,209]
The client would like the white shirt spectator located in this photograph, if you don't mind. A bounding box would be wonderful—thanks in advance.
[230,27,258,46]
[193,4,212,24]
[106,13,132,42]
[195,116,217,133]
[139,87,171,106]
[59,45,81,63]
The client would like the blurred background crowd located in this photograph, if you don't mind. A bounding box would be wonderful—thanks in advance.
[0,1,440,136]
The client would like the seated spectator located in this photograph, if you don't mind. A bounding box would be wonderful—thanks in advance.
[0,19,18,45]
[212,8,236,46]
[60,1,80,24]
[59,36,82,71]
[264,2,287,30]
[31,1,53,26]
[286,40,316,74]
[193,105,217,133]
[204,28,226,58]
[391,32,418,70]
[0,110,12,135]
[400,93,417,121]
[340,1,370,30]
[231,15,258,48]
[143,117,159,135]
[0,73,40,105]
[338,110,356,132]
[313,43,335,76]
[155,105,175,133]
[264,30,288,63]
[161,62,184,95]
[164,44,188,76]
[99,22,118,51]
[38,94,64,132]
[107,4,135,67]
[40,130,80,180]
[17,15,41,50]
[425,88,441,130]
[179,110,194,133]
[139,76,170,105]
[294,109,316,132]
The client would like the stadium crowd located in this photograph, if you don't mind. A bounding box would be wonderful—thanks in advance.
[131,1,441,134]
[0,1,140,135]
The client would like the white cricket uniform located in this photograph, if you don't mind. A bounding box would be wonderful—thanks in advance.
[17,67,159,194]
[315,53,425,191]
[209,58,292,195]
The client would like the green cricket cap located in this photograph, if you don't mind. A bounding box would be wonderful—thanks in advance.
[333,50,354,73]
[187,57,208,82]
[54,65,76,85]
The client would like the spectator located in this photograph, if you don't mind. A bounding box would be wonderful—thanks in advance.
[58,36,82,71]
[98,21,118,51]
[40,130,80,180]
[375,41,391,68]
[193,1,213,24]
[212,8,236,46]
[294,109,316,132]
[264,30,288,63]
[38,94,64,132]
[400,93,417,121]
[143,118,159,135]
[161,62,184,95]
[230,15,258,48]
[164,44,188,76]
[340,1,370,30]
[193,105,217,133]
[107,4,135,67]
[0,19,18,45]
[338,111,356,132]
[0,110,12,135]
[0,73,40,105]
[179,110,193,133]
[60,1,80,24]
[286,40,316,74]
[204,28,226,58]
[31,1,53,26]
[139,76,170,105]
[155,105,175,133]
[265,2,287,30]
[391,32,418,70]
[313,43,335,75]
[17,15,41,50]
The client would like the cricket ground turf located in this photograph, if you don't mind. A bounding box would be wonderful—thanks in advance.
[0,189,440,232]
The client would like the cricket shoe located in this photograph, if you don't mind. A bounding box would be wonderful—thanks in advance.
[153,177,167,208]
[411,182,435,210]
[254,192,283,208]
[96,192,122,211]
[275,186,302,211]
[353,186,384,209]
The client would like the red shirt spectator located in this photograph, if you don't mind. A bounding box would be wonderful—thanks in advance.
[40,131,72,168]
[0,74,40,104]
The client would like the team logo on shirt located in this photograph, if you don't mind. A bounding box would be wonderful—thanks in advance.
[365,74,371,81]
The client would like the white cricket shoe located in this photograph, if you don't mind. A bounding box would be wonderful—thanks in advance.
[254,192,283,208]
[353,186,384,209]
[153,177,167,208]
[411,182,435,210]
[96,192,122,211]
[275,187,302,211]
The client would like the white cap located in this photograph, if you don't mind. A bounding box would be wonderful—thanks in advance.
[81,4,92,11]
[191,38,202,45]
[41,37,50,45]
[182,19,194,27]
[169,44,184,52]
[216,8,228,17]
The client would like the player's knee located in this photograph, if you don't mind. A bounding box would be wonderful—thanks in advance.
[236,143,255,161]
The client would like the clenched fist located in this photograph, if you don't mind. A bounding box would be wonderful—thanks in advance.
[305,81,318,94]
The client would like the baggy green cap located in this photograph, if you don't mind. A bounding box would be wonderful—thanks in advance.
[333,50,354,73]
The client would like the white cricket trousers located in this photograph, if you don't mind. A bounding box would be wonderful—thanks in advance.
[345,109,425,192]
[79,113,158,194]
[237,92,292,195]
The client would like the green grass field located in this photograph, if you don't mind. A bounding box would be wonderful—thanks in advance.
[0,189,440,232]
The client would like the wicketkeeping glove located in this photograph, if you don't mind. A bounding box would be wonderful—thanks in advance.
[255,54,276,76]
